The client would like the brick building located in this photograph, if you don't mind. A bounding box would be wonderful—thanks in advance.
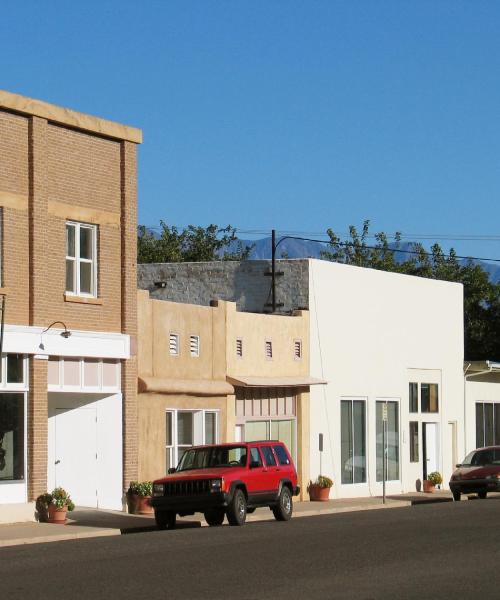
[0,90,141,522]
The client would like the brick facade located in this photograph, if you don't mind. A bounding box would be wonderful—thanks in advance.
[0,92,141,504]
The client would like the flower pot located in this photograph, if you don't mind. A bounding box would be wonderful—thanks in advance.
[423,480,435,493]
[47,505,68,524]
[308,484,331,502]
[132,494,153,514]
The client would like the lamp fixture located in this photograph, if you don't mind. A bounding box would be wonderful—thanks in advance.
[39,321,72,350]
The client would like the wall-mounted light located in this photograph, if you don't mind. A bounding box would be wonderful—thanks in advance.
[154,281,167,288]
[39,321,72,350]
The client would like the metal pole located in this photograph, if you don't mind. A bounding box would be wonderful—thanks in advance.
[382,419,386,504]
[271,229,276,313]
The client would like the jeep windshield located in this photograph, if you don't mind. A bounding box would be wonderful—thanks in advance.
[176,445,247,472]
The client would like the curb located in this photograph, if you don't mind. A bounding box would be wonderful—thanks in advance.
[0,499,411,548]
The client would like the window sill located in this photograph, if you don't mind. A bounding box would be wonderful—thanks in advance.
[64,293,103,305]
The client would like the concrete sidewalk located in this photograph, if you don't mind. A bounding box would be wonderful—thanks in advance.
[0,496,412,548]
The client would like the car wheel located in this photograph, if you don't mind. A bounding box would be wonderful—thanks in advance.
[155,510,176,530]
[227,488,247,526]
[204,509,225,526]
[272,486,293,521]
[452,490,461,502]
[478,491,488,499]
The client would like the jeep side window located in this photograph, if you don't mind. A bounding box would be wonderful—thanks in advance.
[250,447,262,467]
[273,445,290,466]
[261,446,277,467]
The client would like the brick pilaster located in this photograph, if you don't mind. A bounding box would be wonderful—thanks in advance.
[121,141,138,491]
[27,116,49,499]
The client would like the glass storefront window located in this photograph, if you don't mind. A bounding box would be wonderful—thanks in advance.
[6,354,24,384]
[0,393,24,481]
[341,399,367,484]
[376,401,400,481]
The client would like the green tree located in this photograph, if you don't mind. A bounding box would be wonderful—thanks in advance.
[137,222,254,264]
[322,221,500,360]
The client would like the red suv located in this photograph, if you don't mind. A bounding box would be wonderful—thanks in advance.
[151,441,300,529]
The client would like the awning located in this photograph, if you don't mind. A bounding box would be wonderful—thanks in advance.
[226,375,327,388]
[138,377,234,396]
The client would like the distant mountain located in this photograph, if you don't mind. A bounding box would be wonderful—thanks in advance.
[238,237,500,283]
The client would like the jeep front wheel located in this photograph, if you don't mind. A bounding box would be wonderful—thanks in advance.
[204,508,225,526]
[227,488,247,526]
[155,510,176,530]
[273,486,293,521]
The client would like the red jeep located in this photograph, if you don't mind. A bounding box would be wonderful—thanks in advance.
[151,441,300,529]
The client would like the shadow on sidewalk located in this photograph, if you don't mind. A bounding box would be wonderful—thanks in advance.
[67,509,201,534]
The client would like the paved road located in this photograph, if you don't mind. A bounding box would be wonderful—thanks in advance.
[2,498,499,599]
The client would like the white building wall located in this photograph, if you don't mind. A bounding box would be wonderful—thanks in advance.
[308,259,464,498]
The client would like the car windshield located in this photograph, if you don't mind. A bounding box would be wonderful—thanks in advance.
[461,449,500,466]
[176,445,247,472]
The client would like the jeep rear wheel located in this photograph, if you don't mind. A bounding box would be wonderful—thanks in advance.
[204,509,225,526]
[273,486,293,521]
[155,510,176,530]
[227,489,247,526]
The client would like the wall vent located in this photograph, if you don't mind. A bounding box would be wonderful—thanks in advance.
[190,335,200,357]
[236,338,243,358]
[294,340,302,360]
[169,333,179,356]
[265,340,273,359]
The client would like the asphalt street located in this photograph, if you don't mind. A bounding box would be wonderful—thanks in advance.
[1,498,499,600]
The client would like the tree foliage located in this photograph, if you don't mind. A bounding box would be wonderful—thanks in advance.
[321,220,500,360]
[138,222,254,264]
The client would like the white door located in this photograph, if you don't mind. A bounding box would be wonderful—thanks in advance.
[424,423,439,479]
[54,408,98,508]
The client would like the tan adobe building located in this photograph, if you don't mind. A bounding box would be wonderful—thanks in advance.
[0,90,141,522]
[137,291,323,498]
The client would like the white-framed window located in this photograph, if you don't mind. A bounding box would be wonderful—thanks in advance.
[236,338,243,358]
[341,398,367,484]
[294,340,302,360]
[169,333,179,356]
[189,335,200,357]
[0,354,28,391]
[66,221,98,297]
[166,409,219,470]
[265,340,273,360]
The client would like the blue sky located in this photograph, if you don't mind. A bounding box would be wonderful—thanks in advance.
[2,1,500,258]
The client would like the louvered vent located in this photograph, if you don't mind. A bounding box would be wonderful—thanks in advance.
[236,338,243,357]
[294,340,302,359]
[190,335,200,357]
[265,340,273,359]
[169,333,179,356]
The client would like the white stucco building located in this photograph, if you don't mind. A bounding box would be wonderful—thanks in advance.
[308,259,465,497]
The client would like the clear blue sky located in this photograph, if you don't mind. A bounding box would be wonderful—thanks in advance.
[2,1,499,258]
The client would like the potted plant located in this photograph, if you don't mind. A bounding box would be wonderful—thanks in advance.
[127,481,153,514]
[423,471,442,493]
[36,488,75,524]
[308,475,333,501]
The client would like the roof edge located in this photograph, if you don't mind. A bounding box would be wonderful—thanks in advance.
[0,89,142,144]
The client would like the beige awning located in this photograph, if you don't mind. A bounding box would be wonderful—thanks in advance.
[226,375,327,388]
[139,377,234,396]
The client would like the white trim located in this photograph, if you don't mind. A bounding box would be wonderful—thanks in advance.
[2,325,130,359]
[165,408,220,468]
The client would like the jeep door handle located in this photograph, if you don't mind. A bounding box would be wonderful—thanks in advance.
[55,460,60,465]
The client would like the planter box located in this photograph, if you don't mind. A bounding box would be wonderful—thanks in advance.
[127,492,153,514]
[423,480,436,493]
[47,505,68,524]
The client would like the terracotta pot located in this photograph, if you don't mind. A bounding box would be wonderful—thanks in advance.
[127,494,154,515]
[308,484,331,502]
[423,480,436,493]
[47,505,68,524]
